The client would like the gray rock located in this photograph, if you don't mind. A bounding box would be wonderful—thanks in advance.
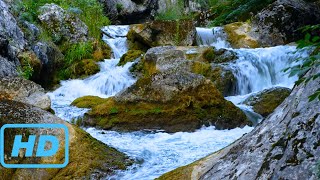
[0,77,51,110]
[0,57,18,77]
[0,0,26,51]
[38,3,88,43]
[32,41,64,87]
[160,67,320,179]
[252,0,320,46]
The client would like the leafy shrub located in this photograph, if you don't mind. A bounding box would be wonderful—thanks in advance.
[204,0,275,26]
[285,24,320,102]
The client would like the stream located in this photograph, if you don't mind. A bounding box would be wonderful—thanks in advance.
[48,25,309,179]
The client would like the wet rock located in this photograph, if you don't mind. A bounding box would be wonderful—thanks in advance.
[73,46,251,132]
[128,20,196,48]
[0,99,130,179]
[244,87,291,117]
[118,50,144,66]
[159,67,320,180]
[0,77,51,110]
[38,3,88,43]
[252,0,320,46]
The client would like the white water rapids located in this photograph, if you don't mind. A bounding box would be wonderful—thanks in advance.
[48,25,308,179]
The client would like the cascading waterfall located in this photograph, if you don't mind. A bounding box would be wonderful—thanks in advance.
[196,27,231,49]
[48,25,136,121]
[48,25,308,180]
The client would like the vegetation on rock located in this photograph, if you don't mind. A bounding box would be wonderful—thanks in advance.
[118,50,144,66]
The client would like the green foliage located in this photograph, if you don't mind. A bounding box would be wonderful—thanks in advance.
[64,42,94,65]
[285,24,320,102]
[15,0,110,39]
[17,61,34,80]
[155,0,192,20]
[204,0,275,26]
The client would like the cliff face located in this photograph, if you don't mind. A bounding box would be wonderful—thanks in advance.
[159,67,320,179]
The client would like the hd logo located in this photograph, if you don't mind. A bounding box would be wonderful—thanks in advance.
[0,124,69,168]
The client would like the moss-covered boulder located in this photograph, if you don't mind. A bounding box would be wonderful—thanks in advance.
[66,59,100,79]
[92,40,112,61]
[38,4,88,44]
[128,20,196,49]
[244,87,291,117]
[72,46,251,132]
[118,50,144,66]
[0,99,130,179]
[191,62,237,96]
[224,22,260,49]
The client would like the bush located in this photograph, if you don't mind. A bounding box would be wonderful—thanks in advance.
[16,0,110,39]
[155,0,192,20]
[205,0,275,26]
[285,24,320,102]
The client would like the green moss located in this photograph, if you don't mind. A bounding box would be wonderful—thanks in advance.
[118,50,144,66]
[65,59,99,79]
[127,28,150,51]
[72,77,250,132]
[17,51,41,80]
[224,22,259,48]
[71,96,106,108]
[202,48,216,62]
[192,61,212,77]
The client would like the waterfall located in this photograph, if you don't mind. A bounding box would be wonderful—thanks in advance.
[48,25,135,121]
[196,27,231,49]
[47,25,310,180]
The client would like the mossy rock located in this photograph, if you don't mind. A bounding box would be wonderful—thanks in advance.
[128,20,196,49]
[66,59,100,79]
[224,22,260,49]
[73,71,251,132]
[244,87,291,117]
[200,47,238,63]
[92,40,112,61]
[18,51,42,80]
[0,99,130,179]
[118,50,144,66]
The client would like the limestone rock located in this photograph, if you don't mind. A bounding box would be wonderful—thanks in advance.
[0,77,51,110]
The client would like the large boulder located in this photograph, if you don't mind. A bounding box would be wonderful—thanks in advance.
[0,57,18,77]
[252,0,320,46]
[128,20,196,49]
[159,67,320,179]
[0,77,51,110]
[38,3,88,43]
[244,87,291,117]
[99,0,158,24]
[0,99,130,179]
[72,47,251,132]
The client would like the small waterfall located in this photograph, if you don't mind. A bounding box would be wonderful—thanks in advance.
[228,46,309,95]
[48,25,135,121]
[196,27,231,49]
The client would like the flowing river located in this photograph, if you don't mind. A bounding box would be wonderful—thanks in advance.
[48,25,309,179]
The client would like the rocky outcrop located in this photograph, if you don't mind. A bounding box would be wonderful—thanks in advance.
[73,47,251,132]
[244,87,291,117]
[0,99,130,179]
[128,20,196,49]
[159,67,320,179]
[252,0,320,46]
[0,77,51,110]
[38,3,88,43]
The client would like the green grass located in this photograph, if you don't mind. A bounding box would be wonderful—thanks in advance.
[155,0,192,20]
[64,42,94,65]
[14,0,110,39]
